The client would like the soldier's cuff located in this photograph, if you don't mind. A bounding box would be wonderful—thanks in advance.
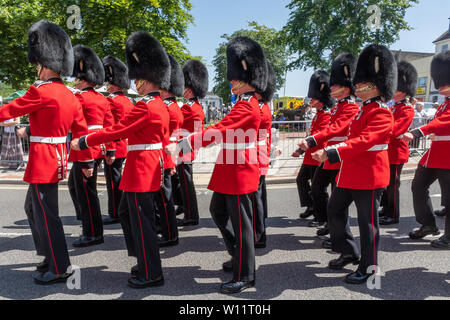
[306,136,317,148]
[411,128,424,138]
[325,147,341,164]
[78,160,94,169]
[106,150,116,157]
[79,136,89,150]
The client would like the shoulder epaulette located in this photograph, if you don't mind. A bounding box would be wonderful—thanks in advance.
[187,100,195,106]
[33,80,53,88]
[240,94,253,102]
[141,96,155,103]
[163,99,173,107]
[109,93,118,99]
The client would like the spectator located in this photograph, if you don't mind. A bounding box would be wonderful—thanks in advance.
[0,117,24,169]
[303,105,316,135]
[411,102,427,149]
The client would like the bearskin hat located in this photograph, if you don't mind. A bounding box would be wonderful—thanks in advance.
[308,70,334,108]
[397,61,418,97]
[161,54,184,97]
[72,45,105,85]
[260,63,276,103]
[330,52,357,94]
[183,60,208,99]
[102,56,131,90]
[431,50,450,89]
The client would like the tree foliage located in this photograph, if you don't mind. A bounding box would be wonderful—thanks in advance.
[282,0,419,71]
[212,22,289,104]
[0,0,194,89]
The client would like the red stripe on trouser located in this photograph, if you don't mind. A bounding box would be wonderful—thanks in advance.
[35,185,60,275]
[160,189,171,240]
[252,194,257,242]
[393,166,398,219]
[109,165,116,218]
[135,193,149,280]
[371,190,376,271]
[237,196,242,281]
[181,164,192,219]
[82,175,95,236]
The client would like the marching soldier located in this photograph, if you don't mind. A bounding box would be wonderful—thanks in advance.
[176,60,208,226]
[102,56,134,225]
[298,53,359,246]
[312,44,396,284]
[1,20,93,284]
[293,71,332,226]
[72,31,170,288]
[378,61,417,225]
[69,45,115,247]
[403,50,450,249]
[166,36,267,294]
[154,53,184,247]
[253,63,276,249]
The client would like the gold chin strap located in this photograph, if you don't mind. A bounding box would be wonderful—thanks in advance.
[233,81,246,91]
[333,86,346,96]
[356,83,375,93]
[136,79,146,91]
[37,64,43,77]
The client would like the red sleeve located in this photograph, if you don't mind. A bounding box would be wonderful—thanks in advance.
[313,104,359,145]
[0,86,43,121]
[103,102,116,151]
[419,109,450,136]
[392,105,415,138]
[70,100,93,161]
[311,111,331,136]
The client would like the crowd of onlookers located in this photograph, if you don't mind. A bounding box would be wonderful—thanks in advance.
[0,112,24,170]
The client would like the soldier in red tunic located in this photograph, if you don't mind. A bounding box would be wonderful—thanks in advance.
[176,60,208,226]
[294,71,332,226]
[312,44,396,284]
[72,31,170,288]
[69,45,115,248]
[298,53,360,246]
[378,61,417,225]
[252,63,275,249]
[403,51,450,249]
[0,20,93,284]
[167,36,267,294]
[102,56,134,225]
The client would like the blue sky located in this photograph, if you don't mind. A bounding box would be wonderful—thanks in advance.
[183,0,450,97]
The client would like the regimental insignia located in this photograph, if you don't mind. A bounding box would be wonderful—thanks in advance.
[141,96,155,103]
[163,99,173,107]
[240,94,253,102]
[33,80,53,88]
[109,93,118,99]
[187,100,195,106]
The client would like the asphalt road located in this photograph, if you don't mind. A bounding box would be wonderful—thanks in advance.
[0,176,449,300]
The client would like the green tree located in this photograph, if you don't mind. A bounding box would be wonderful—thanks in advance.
[282,0,418,70]
[0,0,194,89]
[212,22,289,104]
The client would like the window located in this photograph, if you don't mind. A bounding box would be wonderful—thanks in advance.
[442,44,449,52]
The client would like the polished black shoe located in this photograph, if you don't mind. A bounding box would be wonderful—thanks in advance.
[308,218,324,228]
[131,265,139,276]
[431,235,450,249]
[220,280,255,294]
[317,225,330,237]
[36,259,49,273]
[222,259,234,273]
[345,270,371,284]
[175,206,185,216]
[103,217,120,225]
[177,218,199,226]
[72,236,104,247]
[159,237,179,247]
[435,208,446,217]
[127,275,164,289]
[255,241,267,249]
[322,239,332,249]
[409,226,440,239]
[328,254,359,270]
[299,207,314,219]
[33,271,72,285]
[379,216,399,225]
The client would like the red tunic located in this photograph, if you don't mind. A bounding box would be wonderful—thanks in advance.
[69,88,115,161]
[188,94,261,195]
[84,94,169,193]
[107,92,135,159]
[311,99,360,170]
[388,101,415,165]
[180,99,205,162]
[0,79,92,183]
[163,98,184,169]
[416,99,450,169]
[303,108,331,166]
[327,99,394,190]
[258,102,273,176]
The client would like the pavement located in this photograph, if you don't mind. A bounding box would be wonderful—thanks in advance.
[0,177,449,300]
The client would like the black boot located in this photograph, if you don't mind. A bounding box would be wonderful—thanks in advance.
[220,280,255,294]
[328,254,360,270]
[299,207,314,219]
[409,226,440,239]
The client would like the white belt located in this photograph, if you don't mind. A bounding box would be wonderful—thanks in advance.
[257,140,267,146]
[30,136,67,144]
[169,137,178,142]
[433,136,450,141]
[329,136,348,142]
[222,142,256,150]
[127,143,163,152]
[88,125,103,130]
[368,144,388,152]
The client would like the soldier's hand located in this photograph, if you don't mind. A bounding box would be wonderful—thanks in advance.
[16,127,28,138]
[402,132,414,142]
[430,134,436,141]
[71,138,81,151]
[292,151,301,158]
[298,139,309,152]
[312,149,328,163]
[82,168,94,178]
[165,143,178,156]
[169,167,176,176]
[105,156,115,165]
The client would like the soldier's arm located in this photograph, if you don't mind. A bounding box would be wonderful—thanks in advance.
[0,86,43,122]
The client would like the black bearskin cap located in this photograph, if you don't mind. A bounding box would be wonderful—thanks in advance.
[397,61,418,97]
[103,56,131,90]
[431,50,450,89]
[308,70,334,108]
[73,45,105,85]
[260,63,276,103]
[183,60,208,99]
[161,54,184,97]
[330,52,357,94]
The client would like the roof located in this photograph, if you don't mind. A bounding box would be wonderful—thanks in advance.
[433,30,450,43]
[391,50,434,62]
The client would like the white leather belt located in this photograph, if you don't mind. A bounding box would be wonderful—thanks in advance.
[30,136,67,144]
[169,137,178,142]
[368,144,388,151]
[88,125,103,130]
[433,136,450,141]
[222,142,256,150]
[329,136,348,142]
[127,143,163,152]
[257,140,267,146]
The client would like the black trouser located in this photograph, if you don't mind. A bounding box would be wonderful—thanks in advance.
[210,192,255,282]
[177,163,199,221]
[104,158,125,219]
[296,164,318,208]
[119,192,163,280]
[171,171,184,209]
[328,187,384,273]
[153,169,179,241]
[380,164,404,219]
[412,165,450,237]
[311,166,339,223]
[68,167,82,221]
[252,176,267,245]
[70,160,103,237]
[28,183,71,275]
[24,187,45,257]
